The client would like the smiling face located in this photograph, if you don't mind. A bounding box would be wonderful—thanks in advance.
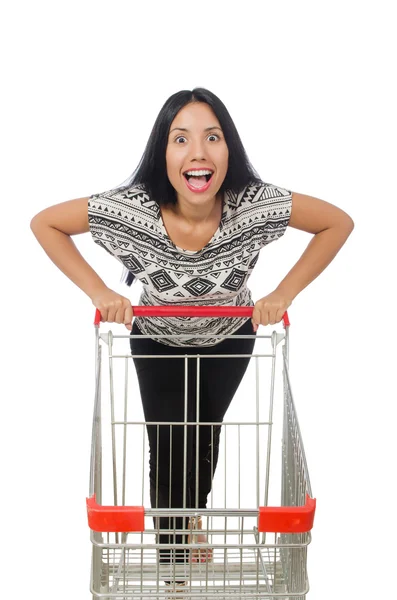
[165,102,229,206]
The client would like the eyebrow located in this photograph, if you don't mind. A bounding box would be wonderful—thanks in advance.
[169,126,222,134]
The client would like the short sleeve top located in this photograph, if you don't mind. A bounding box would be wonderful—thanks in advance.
[88,180,292,346]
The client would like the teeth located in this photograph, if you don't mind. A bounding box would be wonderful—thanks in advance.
[184,170,213,176]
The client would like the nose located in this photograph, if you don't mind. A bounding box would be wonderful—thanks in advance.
[189,138,207,161]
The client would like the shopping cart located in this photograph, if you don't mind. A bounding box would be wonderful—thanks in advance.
[87,306,316,599]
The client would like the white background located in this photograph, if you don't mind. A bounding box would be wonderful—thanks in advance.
[1,1,396,598]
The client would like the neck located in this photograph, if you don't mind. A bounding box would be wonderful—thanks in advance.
[172,192,222,225]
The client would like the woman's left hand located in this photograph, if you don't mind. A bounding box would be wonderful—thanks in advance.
[251,290,292,332]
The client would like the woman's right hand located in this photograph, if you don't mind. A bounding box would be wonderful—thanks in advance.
[91,287,134,331]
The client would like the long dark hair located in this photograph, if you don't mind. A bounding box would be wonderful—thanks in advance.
[115,87,262,286]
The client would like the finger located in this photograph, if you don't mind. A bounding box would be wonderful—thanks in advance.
[106,305,117,323]
[117,302,130,324]
[275,307,285,323]
[109,299,124,323]
[98,308,107,322]
[124,304,133,330]
[261,307,269,327]
[252,307,261,327]
[114,305,124,324]
[251,319,258,333]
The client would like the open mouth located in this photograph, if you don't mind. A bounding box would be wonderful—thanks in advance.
[183,171,213,183]
[183,170,214,190]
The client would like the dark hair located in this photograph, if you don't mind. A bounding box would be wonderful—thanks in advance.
[115,87,262,286]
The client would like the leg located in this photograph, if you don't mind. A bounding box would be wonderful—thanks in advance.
[130,324,196,564]
[188,320,256,562]
[190,319,256,509]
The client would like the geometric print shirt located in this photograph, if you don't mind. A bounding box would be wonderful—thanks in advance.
[88,180,293,346]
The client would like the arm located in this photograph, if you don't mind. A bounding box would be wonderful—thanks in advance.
[252,192,354,328]
[30,199,134,329]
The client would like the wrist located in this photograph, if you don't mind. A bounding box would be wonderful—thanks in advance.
[87,281,109,303]
[274,284,296,304]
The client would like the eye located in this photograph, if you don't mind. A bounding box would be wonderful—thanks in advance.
[208,134,220,141]
[175,136,187,144]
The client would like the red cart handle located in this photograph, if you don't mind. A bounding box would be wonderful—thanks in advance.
[94,307,290,327]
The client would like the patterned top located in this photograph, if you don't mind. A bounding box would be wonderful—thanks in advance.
[88,181,293,346]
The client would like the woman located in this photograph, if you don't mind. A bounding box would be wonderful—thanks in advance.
[30,87,354,577]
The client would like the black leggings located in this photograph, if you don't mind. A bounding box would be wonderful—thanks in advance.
[130,319,256,559]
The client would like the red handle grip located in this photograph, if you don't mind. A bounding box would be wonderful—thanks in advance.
[87,495,144,533]
[258,494,316,533]
[94,307,290,327]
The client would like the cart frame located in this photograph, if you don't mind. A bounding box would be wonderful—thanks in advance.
[87,307,316,599]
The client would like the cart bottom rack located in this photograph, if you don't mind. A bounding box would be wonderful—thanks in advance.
[90,517,312,599]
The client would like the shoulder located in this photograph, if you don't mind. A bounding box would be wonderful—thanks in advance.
[89,182,149,205]
[224,180,292,211]
[88,183,160,219]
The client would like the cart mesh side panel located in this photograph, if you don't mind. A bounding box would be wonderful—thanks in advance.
[278,350,312,599]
